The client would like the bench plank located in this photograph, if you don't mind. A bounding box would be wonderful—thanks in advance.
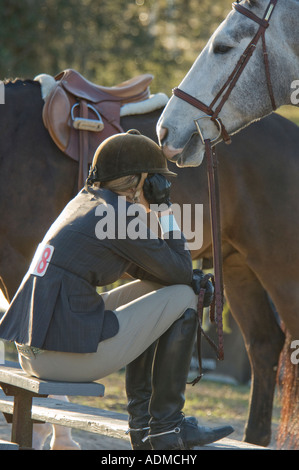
[31,398,129,440]
[0,366,104,397]
[0,439,19,450]
[0,391,129,441]
[0,363,105,448]
[0,391,270,449]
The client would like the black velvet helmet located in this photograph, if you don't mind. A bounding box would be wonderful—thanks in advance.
[87,129,177,183]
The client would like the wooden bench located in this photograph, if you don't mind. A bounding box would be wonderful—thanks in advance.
[0,439,19,450]
[0,362,129,449]
[0,362,270,451]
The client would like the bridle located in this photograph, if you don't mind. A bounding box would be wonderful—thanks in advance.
[173,0,278,145]
[171,0,278,370]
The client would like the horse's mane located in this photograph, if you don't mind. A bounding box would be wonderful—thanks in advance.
[3,78,37,86]
[237,0,257,6]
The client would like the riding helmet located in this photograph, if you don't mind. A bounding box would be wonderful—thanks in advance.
[87,129,177,183]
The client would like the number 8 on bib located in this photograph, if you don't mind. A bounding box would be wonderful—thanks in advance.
[30,244,54,277]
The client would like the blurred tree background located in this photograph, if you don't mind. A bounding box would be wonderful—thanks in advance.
[0,0,232,95]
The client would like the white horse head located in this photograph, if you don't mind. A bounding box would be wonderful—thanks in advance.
[158,0,299,167]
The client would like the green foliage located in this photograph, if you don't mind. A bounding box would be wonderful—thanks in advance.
[0,0,231,94]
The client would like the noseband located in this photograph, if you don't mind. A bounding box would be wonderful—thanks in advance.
[173,0,278,145]
[171,0,278,366]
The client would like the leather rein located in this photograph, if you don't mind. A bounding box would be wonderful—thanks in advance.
[173,0,278,383]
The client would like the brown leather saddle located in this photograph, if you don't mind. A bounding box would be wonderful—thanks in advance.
[42,69,153,190]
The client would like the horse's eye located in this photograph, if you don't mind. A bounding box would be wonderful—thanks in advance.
[214,44,232,54]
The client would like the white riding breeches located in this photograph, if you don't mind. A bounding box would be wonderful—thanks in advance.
[18,280,198,382]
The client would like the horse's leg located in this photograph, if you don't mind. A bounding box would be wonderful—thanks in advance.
[32,422,53,450]
[223,251,285,447]
[32,396,80,450]
[264,289,299,449]
[0,242,32,300]
[0,281,9,317]
[47,395,80,450]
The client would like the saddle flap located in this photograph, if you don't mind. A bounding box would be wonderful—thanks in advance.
[42,83,123,160]
[42,84,71,152]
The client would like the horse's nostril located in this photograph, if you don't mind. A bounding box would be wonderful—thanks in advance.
[158,126,168,145]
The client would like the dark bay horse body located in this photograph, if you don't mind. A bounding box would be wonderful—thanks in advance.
[0,79,160,298]
[0,79,298,446]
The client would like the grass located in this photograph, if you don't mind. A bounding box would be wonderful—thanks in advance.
[276,105,299,126]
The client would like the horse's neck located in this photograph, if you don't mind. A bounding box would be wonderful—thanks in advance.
[279,1,299,105]
[281,51,299,107]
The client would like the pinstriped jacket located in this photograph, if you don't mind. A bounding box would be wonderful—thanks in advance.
[0,188,193,353]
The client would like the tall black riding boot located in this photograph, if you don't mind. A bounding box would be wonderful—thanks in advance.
[148,308,234,450]
[125,342,156,450]
[125,340,198,450]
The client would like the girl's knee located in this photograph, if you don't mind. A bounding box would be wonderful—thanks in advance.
[169,284,198,310]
